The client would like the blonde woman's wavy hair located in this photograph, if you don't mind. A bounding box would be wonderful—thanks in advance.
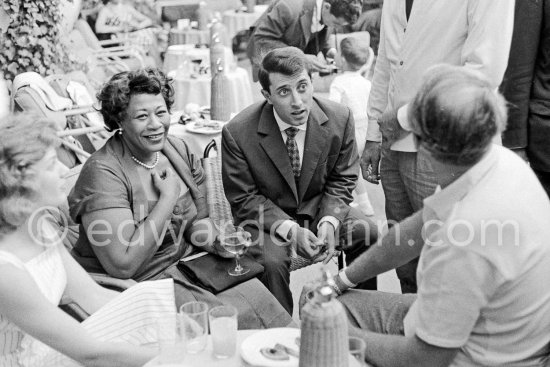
[0,114,60,235]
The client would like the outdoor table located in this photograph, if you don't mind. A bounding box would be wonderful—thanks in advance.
[169,28,210,46]
[222,5,268,42]
[143,329,369,366]
[165,45,238,78]
[171,66,253,114]
[169,120,223,158]
[163,44,196,74]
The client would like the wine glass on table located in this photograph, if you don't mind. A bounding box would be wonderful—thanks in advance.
[220,226,251,276]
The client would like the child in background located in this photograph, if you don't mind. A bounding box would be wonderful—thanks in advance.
[329,36,374,216]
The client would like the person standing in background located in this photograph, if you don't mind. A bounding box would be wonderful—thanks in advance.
[329,36,374,217]
[246,0,362,81]
[360,0,515,293]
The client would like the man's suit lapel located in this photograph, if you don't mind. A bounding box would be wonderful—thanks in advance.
[298,100,328,201]
[258,104,299,202]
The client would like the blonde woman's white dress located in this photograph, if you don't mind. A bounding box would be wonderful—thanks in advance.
[0,239,175,367]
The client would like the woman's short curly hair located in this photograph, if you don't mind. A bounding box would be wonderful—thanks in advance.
[325,0,363,24]
[0,114,60,235]
[96,68,175,132]
[409,64,508,166]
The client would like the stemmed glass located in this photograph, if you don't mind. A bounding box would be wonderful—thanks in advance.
[220,226,251,276]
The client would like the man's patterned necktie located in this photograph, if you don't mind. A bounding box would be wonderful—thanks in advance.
[285,127,301,178]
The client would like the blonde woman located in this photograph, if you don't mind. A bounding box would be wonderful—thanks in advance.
[0,113,174,367]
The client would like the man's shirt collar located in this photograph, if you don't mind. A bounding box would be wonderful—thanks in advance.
[274,108,308,132]
[423,145,499,221]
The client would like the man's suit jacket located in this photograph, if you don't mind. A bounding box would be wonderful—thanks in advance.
[221,97,358,233]
[246,0,332,80]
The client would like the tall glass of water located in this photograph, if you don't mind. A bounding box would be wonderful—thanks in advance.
[209,305,238,359]
[156,313,186,364]
[180,301,208,354]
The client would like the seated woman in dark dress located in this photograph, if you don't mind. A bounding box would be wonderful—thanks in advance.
[68,68,292,329]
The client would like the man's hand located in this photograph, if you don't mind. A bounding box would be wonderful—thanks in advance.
[360,141,382,184]
[299,273,348,317]
[305,54,329,73]
[379,109,406,150]
[290,226,324,259]
[316,222,337,264]
[325,48,337,62]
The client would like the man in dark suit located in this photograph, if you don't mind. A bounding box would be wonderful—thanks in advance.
[222,47,377,313]
[246,0,362,81]
[501,0,550,198]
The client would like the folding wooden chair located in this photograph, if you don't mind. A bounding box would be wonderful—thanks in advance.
[73,19,153,70]
[11,71,109,166]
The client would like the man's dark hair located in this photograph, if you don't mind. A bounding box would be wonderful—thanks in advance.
[325,0,363,24]
[258,47,310,92]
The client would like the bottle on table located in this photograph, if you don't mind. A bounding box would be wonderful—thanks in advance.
[299,269,349,367]
[197,1,209,31]
[210,33,231,122]
[245,0,256,13]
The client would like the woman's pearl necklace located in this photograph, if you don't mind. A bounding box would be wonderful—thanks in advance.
[132,152,160,169]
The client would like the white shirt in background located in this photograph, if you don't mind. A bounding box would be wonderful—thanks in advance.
[366,0,514,152]
[329,71,372,154]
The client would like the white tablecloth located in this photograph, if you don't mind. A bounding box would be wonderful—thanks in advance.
[222,5,268,41]
[169,122,221,158]
[172,67,253,115]
[165,45,236,75]
[163,44,196,74]
[144,330,255,366]
[169,28,210,46]
[143,329,368,366]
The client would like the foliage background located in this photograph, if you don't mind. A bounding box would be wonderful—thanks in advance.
[0,0,76,80]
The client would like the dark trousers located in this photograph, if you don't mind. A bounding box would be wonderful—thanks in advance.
[245,207,378,314]
[380,149,438,294]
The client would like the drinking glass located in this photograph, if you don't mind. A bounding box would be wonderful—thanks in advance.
[156,313,186,364]
[208,305,238,359]
[220,226,251,276]
[349,337,367,366]
[180,301,208,354]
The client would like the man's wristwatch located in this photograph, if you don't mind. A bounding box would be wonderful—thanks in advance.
[331,280,343,296]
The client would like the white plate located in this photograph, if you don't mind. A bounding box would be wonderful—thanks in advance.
[185,120,224,135]
[240,328,365,367]
[240,328,300,367]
